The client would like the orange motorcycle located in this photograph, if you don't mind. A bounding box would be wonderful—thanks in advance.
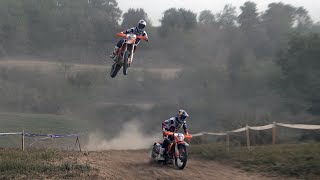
[110,33,147,78]
[151,132,192,169]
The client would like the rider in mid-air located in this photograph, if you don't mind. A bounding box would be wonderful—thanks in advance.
[158,109,190,160]
[109,19,148,59]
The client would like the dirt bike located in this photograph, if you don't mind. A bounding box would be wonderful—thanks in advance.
[151,132,192,170]
[110,32,147,78]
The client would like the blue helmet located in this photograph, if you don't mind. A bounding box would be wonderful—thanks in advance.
[176,109,189,123]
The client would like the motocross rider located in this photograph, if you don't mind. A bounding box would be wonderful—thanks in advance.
[109,19,148,58]
[159,109,190,160]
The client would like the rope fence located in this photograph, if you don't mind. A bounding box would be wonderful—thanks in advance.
[1,122,319,151]
[190,122,320,150]
[0,131,82,151]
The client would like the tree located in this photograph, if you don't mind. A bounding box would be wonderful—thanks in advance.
[277,33,320,114]
[0,0,122,59]
[23,0,57,51]
[0,1,7,56]
[312,22,320,33]
[198,10,215,25]
[121,8,151,28]
[0,0,29,54]
[216,4,237,28]
[159,8,197,35]
[238,1,259,30]
[294,7,312,32]
[262,2,297,54]
[238,1,271,58]
[87,0,122,42]
[263,2,296,30]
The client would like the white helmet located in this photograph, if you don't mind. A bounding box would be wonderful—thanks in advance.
[138,19,146,31]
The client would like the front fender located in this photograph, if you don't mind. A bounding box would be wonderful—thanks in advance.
[177,141,189,146]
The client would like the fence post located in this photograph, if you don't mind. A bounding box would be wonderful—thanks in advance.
[226,132,230,152]
[272,122,277,146]
[21,129,25,152]
[74,136,82,152]
[246,125,250,150]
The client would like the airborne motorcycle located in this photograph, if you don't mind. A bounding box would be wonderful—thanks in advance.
[151,132,192,170]
[110,33,147,78]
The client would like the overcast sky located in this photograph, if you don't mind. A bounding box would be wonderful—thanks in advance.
[117,0,320,26]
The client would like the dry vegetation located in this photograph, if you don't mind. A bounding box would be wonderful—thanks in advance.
[0,149,97,179]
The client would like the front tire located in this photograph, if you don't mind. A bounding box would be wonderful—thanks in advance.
[175,144,187,170]
[110,63,121,78]
[123,51,129,75]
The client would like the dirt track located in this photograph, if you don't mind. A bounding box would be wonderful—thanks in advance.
[78,150,288,180]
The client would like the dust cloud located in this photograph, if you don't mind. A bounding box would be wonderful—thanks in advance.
[85,120,161,151]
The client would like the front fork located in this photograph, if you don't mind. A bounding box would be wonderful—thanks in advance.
[128,44,135,65]
[175,143,179,158]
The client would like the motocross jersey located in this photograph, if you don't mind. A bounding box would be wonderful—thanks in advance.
[123,27,148,45]
[162,117,188,134]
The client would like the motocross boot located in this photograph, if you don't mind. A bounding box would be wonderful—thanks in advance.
[164,150,173,164]
[109,46,119,59]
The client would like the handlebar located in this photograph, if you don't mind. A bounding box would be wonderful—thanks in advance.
[137,35,148,41]
[164,131,193,139]
[185,134,193,139]
[116,33,148,41]
[116,33,126,37]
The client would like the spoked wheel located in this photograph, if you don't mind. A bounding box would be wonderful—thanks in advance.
[123,51,129,75]
[110,63,121,78]
[175,145,187,170]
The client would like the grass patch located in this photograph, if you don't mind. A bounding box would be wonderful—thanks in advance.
[0,112,90,148]
[0,149,95,179]
[0,112,85,133]
[190,143,320,179]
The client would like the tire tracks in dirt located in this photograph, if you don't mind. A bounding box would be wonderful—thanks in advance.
[78,150,290,180]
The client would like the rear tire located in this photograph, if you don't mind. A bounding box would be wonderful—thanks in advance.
[123,51,129,75]
[110,63,121,78]
[175,145,187,170]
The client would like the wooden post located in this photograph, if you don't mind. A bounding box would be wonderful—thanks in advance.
[21,129,25,151]
[272,122,277,146]
[226,133,230,152]
[246,125,250,150]
[77,137,82,152]
[51,134,54,149]
[74,136,82,152]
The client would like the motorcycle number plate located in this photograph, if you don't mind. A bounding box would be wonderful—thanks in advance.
[176,133,184,141]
